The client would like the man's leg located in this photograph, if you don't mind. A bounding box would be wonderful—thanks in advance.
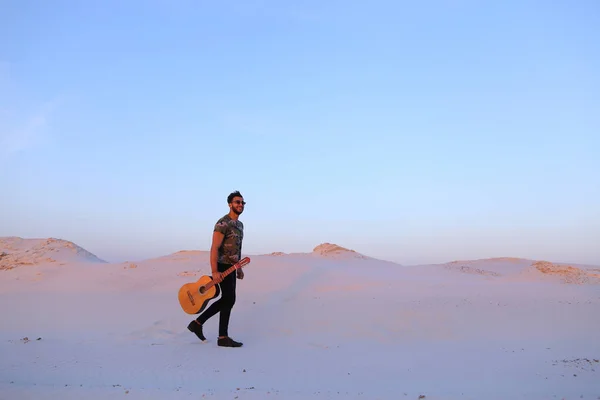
[187,263,232,341]
[217,269,236,337]
[216,263,242,347]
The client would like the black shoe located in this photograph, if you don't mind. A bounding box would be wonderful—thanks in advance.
[217,336,243,347]
[187,320,206,341]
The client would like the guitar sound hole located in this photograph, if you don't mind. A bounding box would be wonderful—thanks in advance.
[199,286,206,294]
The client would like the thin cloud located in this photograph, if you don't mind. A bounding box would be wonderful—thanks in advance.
[0,61,62,160]
[0,98,60,159]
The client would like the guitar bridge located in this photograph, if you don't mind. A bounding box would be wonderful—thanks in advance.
[186,290,195,305]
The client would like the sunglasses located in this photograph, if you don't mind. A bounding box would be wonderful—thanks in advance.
[233,200,246,205]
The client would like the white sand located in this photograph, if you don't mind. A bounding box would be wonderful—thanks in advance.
[1,237,599,399]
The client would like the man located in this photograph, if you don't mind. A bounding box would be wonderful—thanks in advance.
[187,190,246,347]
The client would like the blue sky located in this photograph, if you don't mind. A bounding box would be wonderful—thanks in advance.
[1,1,599,265]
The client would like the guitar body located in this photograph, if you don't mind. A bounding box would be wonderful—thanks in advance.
[178,275,221,314]
[178,257,251,315]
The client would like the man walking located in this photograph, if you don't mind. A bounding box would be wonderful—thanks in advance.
[188,190,245,347]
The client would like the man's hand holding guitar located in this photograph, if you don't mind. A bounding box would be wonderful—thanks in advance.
[212,271,223,284]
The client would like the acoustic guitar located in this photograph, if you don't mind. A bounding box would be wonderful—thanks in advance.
[178,257,251,314]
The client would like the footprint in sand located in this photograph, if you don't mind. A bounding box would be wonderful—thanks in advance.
[121,320,184,344]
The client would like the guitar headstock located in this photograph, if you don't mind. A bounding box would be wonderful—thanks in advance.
[235,256,251,269]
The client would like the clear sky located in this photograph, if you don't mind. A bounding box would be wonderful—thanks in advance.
[1,1,599,265]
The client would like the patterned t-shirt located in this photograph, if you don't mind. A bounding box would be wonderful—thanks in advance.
[214,214,244,265]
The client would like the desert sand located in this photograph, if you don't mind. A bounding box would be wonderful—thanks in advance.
[1,237,599,399]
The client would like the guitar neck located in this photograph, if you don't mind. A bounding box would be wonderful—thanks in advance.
[221,264,239,278]
[201,257,250,290]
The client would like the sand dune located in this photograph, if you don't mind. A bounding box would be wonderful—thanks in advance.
[0,236,106,270]
[1,237,599,399]
[439,257,600,285]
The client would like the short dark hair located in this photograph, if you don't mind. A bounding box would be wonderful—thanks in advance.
[227,190,243,204]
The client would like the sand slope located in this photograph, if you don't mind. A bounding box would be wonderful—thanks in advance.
[0,236,106,270]
[0,238,599,399]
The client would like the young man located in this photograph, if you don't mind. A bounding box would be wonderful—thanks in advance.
[187,190,246,347]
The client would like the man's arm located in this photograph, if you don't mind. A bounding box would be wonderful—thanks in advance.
[210,231,224,274]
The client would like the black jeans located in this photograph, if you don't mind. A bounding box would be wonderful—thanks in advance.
[196,262,237,337]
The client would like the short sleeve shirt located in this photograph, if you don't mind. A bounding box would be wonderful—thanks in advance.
[214,214,244,264]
